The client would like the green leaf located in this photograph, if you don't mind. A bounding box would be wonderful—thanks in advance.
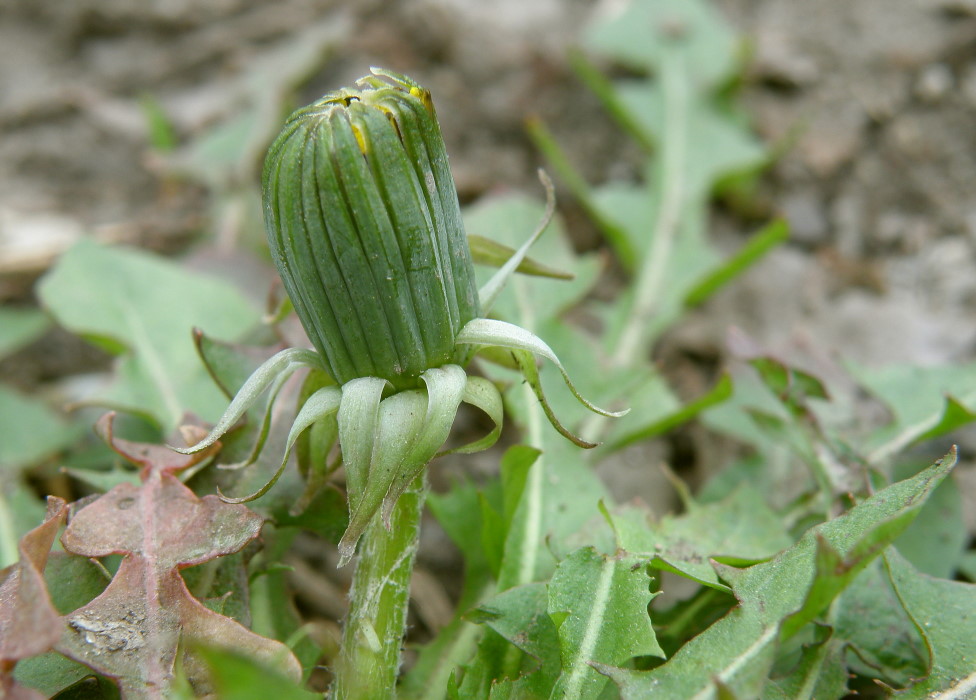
[0,478,48,568]
[548,547,663,699]
[139,94,177,152]
[43,552,110,615]
[428,480,498,578]
[851,361,976,464]
[602,449,955,699]
[458,440,611,696]
[465,193,601,324]
[190,645,318,699]
[608,484,793,591]
[51,674,122,699]
[499,437,610,590]
[832,559,926,688]
[586,80,763,361]
[38,240,261,432]
[613,81,765,205]
[761,626,848,700]
[402,616,485,700]
[467,234,572,280]
[749,357,830,408]
[246,526,322,675]
[272,488,347,545]
[959,552,976,582]
[193,329,281,400]
[0,307,50,360]
[915,396,976,444]
[606,372,733,450]
[469,582,561,698]
[886,548,976,698]
[892,462,966,579]
[13,653,98,699]
[583,0,739,87]
[0,385,83,468]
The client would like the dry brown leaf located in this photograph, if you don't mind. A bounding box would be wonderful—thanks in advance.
[52,413,301,697]
[0,497,68,699]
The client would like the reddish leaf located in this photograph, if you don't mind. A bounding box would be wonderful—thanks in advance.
[0,677,46,700]
[61,472,262,570]
[94,412,217,478]
[55,414,301,697]
[0,497,68,699]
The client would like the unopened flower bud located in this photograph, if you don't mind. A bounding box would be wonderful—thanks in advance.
[262,70,479,391]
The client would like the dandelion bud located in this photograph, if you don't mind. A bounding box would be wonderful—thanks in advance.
[262,70,479,391]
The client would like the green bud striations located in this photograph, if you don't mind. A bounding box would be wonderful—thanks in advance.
[262,71,480,391]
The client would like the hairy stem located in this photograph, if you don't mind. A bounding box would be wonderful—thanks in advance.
[333,473,426,700]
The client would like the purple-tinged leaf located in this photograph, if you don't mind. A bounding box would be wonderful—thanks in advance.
[54,414,301,697]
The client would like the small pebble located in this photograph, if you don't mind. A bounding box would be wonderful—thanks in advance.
[915,63,954,102]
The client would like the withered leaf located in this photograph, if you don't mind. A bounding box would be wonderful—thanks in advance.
[55,414,301,697]
[0,497,68,700]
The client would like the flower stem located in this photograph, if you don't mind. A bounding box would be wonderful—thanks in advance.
[333,473,427,699]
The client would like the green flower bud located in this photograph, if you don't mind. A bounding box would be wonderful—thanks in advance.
[262,70,479,391]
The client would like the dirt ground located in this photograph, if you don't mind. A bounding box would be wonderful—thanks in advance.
[2,0,976,633]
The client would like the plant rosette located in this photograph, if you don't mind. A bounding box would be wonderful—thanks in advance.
[175,68,624,565]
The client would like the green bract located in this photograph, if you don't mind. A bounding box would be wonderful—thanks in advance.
[177,68,625,565]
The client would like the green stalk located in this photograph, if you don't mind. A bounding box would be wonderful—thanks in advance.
[333,473,427,699]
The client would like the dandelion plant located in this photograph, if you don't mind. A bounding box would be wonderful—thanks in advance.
[175,67,622,698]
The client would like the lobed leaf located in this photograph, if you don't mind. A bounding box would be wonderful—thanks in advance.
[760,626,848,700]
[601,449,956,699]
[831,559,926,688]
[468,582,560,698]
[886,548,976,698]
[548,547,663,699]
[607,484,793,591]
[0,498,67,669]
[54,418,301,696]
